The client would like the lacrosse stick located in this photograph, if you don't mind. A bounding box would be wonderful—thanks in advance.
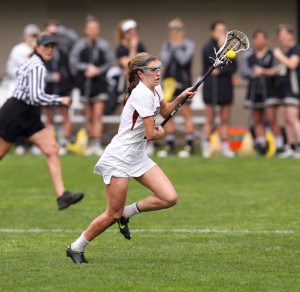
[161,30,250,127]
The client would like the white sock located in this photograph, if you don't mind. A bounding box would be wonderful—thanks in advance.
[255,136,267,146]
[274,136,284,149]
[72,232,90,252]
[122,202,141,219]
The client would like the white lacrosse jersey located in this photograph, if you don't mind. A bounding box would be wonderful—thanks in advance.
[94,81,163,183]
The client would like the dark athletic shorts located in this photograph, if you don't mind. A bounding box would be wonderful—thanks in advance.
[0,98,45,143]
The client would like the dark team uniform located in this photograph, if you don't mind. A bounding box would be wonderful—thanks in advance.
[116,42,146,60]
[202,38,237,105]
[70,37,114,102]
[240,49,279,108]
[160,38,195,99]
[277,44,300,106]
[45,47,74,96]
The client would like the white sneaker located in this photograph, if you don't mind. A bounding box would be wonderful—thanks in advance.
[178,150,190,158]
[84,145,103,156]
[178,145,192,158]
[94,146,104,156]
[157,150,168,158]
[277,145,294,159]
[59,147,67,156]
[202,141,211,158]
[14,146,26,156]
[29,145,42,156]
[293,148,300,159]
[84,146,94,156]
[222,145,235,158]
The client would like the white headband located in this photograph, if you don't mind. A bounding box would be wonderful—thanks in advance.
[121,20,137,32]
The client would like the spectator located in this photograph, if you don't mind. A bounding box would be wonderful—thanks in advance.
[273,24,300,158]
[116,19,146,90]
[240,29,283,155]
[0,34,84,210]
[201,20,237,158]
[5,23,41,156]
[70,16,114,156]
[158,18,195,158]
[43,20,78,154]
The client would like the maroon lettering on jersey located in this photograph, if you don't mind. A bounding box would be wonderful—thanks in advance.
[131,110,139,130]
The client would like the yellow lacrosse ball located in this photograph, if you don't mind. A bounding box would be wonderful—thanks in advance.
[226,50,236,59]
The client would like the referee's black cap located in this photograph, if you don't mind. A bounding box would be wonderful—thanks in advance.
[37,34,58,46]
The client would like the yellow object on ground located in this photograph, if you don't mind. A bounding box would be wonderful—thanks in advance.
[238,131,255,157]
[66,128,88,155]
[266,131,276,158]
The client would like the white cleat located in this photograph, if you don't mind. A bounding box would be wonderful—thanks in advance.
[277,146,294,159]
[85,145,104,156]
[202,141,211,158]
[222,146,235,158]
[29,145,42,156]
[157,150,168,158]
[14,145,26,156]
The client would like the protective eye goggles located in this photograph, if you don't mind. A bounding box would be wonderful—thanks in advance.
[135,62,162,74]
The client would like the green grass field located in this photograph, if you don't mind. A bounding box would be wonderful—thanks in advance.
[1,152,300,291]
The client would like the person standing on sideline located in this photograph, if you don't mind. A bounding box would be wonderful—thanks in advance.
[240,29,283,155]
[5,24,42,156]
[70,16,114,156]
[158,18,195,158]
[43,20,78,154]
[115,19,147,94]
[0,34,84,210]
[66,53,196,263]
[273,24,300,158]
[202,20,237,158]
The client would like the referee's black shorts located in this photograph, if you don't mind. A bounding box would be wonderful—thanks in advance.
[0,98,45,143]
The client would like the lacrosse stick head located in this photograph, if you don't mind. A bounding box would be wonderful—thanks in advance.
[212,30,250,67]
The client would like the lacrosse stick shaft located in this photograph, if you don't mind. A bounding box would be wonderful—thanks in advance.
[161,66,216,127]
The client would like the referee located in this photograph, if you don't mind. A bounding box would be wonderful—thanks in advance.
[0,34,84,210]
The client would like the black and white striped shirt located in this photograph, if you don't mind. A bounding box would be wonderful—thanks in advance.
[12,53,62,106]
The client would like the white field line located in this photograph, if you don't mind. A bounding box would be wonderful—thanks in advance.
[0,228,298,234]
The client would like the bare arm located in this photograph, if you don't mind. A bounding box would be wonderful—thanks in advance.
[160,87,196,118]
[273,48,299,70]
[142,116,165,140]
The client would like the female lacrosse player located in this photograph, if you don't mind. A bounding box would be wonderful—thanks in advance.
[66,52,196,263]
[273,24,300,158]
[70,16,114,156]
[0,34,84,210]
[158,18,195,158]
[240,29,283,155]
[202,20,237,158]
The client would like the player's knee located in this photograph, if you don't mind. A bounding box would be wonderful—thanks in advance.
[284,116,294,126]
[165,193,178,207]
[106,209,122,223]
[41,141,59,156]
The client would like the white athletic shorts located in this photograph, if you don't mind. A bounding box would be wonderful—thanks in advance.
[94,150,156,185]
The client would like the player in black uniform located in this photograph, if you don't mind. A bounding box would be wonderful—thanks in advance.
[273,24,300,158]
[158,18,195,158]
[240,29,283,155]
[70,16,114,156]
[202,20,237,158]
[43,20,78,154]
